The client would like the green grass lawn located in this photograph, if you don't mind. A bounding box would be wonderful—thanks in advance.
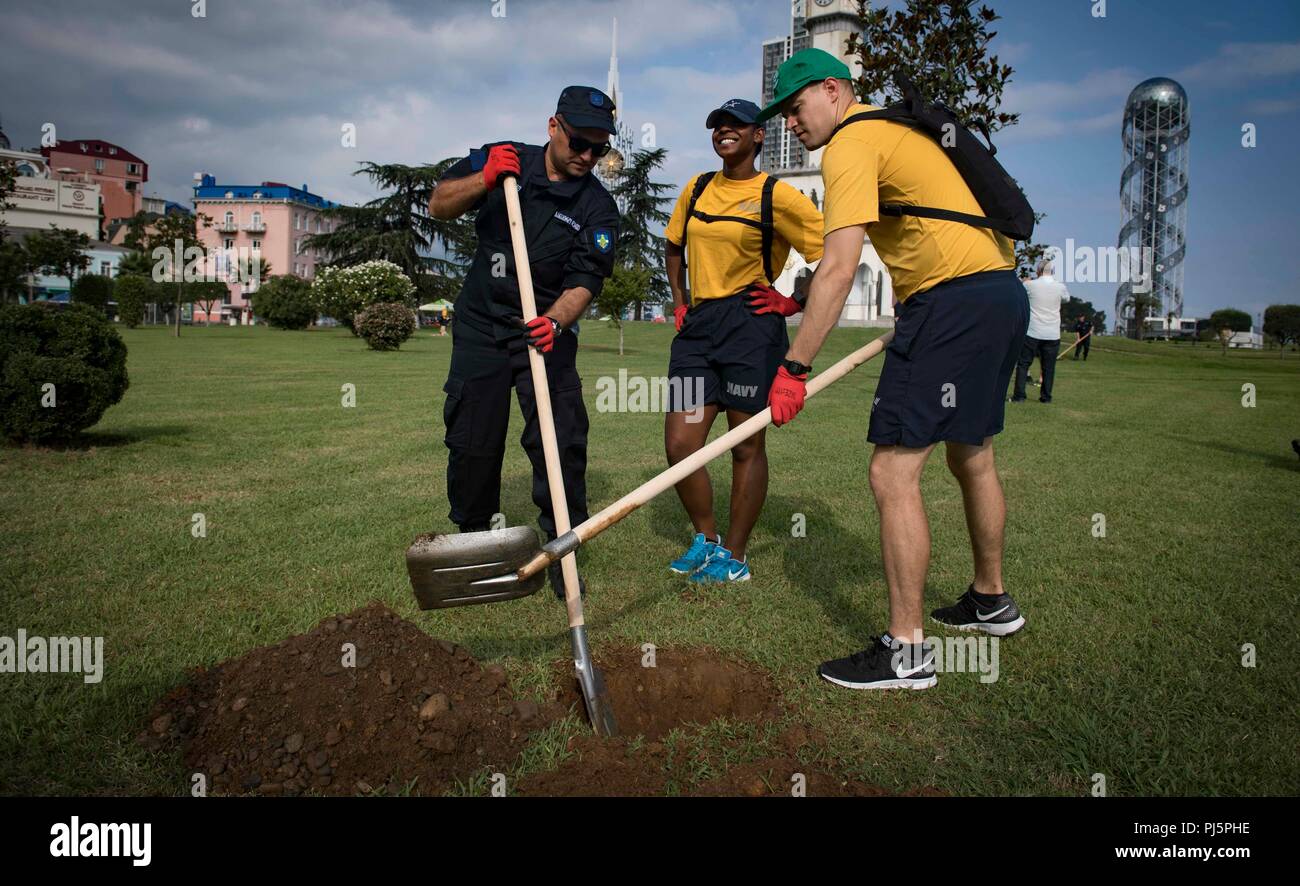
[2,321,1298,796]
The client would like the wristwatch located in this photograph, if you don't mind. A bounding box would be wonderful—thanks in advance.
[545,317,562,336]
[781,358,812,376]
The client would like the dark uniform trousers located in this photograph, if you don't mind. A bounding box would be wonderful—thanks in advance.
[443,322,589,540]
[1013,336,1060,402]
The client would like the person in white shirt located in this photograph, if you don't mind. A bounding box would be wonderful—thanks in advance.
[1011,258,1070,403]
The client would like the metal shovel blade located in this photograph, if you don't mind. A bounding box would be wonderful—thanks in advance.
[406,526,545,610]
[572,626,618,737]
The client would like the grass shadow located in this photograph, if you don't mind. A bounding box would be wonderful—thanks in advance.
[4,424,192,451]
[1161,433,1300,472]
[766,493,885,639]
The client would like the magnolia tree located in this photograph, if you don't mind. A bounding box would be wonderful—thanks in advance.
[312,260,415,333]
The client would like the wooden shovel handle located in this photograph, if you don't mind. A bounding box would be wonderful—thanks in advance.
[502,177,586,629]
[517,328,896,580]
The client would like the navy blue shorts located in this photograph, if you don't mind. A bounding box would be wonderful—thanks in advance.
[868,270,1029,448]
[668,292,788,414]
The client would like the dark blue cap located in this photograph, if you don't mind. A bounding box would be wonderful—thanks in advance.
[706,99,762,128]
[556,85,617,134]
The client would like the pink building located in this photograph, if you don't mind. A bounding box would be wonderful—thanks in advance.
[41,139,148,228]
[191,174,338,324]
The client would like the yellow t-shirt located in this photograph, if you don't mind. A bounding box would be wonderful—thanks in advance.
[665,171,824,301]
[821,103,1015,302]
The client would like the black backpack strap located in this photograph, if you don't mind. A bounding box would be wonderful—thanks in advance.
[879,203,1017,233]
[831,107,913,137]
[680,171,716,267]
[760,175,777,283]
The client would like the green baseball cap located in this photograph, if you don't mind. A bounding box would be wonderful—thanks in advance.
[757,48,852,122]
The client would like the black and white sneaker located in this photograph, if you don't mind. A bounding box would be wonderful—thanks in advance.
[931,585,1025,636]
[817,634,937,690]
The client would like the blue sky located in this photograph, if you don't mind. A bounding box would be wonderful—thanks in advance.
[3,0,1297,320]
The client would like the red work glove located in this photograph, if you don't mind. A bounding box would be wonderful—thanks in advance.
[746,283,801,317]
[522,316,558,353]
[482,144,520,190]
[673,304,689,332]
[768,366,807,427]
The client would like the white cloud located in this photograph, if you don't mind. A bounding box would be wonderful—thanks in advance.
[1177,41,1300,85]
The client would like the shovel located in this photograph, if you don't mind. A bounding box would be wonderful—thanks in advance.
[489,175,614,735]
[408,326,895,605]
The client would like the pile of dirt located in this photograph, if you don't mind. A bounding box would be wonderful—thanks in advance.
[142,610,926,797]
[553,645,783,740]
[141,602,558,796]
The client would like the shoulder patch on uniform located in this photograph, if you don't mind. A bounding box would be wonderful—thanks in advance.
[593,229,613,253]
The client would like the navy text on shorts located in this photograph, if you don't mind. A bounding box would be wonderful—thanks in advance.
[667,291,788,414]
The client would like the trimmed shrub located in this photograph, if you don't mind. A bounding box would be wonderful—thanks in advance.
[0,302,129,442]
[251,275,316,330]
[71,274,113,311]
[114,275,149,328]
[354,301,416,351]
[311,261,415,333]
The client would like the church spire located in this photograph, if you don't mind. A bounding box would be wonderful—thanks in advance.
[606,18,624,119]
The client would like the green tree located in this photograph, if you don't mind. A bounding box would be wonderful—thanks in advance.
[189,281,230,326]
[114,274,149,328]
[1263,304,1300,358]
[611,148,674,318]
[1208,308,1252,354]
[25,226,92,287]
[0,239,26,305]
[1121,289,1162,340]
[251,275,317,330]
[848,1,1018,133]
[594,263,650,356]
[71,273,113,311]
[139,212,212,337]
[0,159,16,241]
[305,159,475,301]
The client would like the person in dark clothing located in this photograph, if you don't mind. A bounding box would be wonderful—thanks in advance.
[429,85,621,598]
[1073,314,1092,360]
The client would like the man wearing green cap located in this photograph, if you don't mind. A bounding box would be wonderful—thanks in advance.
[758,48,1029,690]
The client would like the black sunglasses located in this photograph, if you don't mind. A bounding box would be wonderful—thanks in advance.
[556,116,613,158]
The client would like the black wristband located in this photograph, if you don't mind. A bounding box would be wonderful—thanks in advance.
[781,358,811,376]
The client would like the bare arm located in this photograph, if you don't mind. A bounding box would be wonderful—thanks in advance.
[546,286,594,328]
[786,225,868,366]
[665,241,687,309]
[429,172,488,221]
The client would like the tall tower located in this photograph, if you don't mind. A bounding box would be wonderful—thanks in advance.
[1116,77,1190,335]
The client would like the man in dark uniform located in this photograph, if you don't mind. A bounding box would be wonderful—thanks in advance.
[1073,314,1092,360]
[430,85,621,598]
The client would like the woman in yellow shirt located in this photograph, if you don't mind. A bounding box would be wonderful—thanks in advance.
[662,98,824,584]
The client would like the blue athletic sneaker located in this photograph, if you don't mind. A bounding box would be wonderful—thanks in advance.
[669,532,719,575]
[688,546,751,583]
